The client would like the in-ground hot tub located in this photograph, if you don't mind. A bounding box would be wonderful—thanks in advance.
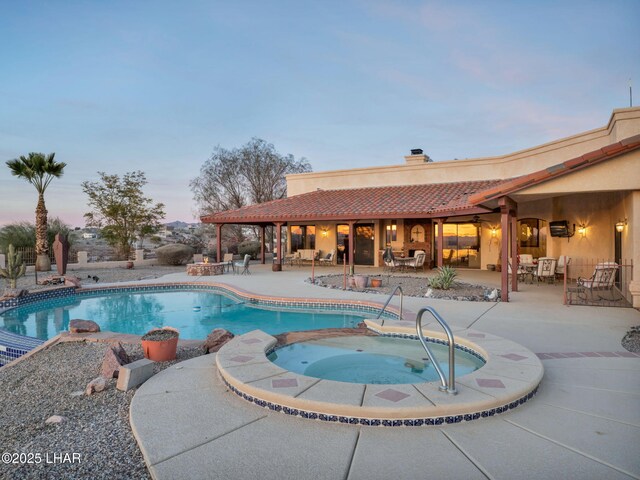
[217,324,544,427]
[268,336,485,384]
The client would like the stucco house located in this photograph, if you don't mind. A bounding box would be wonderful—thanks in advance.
[202,107,640,306]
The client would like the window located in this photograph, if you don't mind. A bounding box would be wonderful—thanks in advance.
[290,225,316,252]
[385,221,397,245]
[519,218,540,248]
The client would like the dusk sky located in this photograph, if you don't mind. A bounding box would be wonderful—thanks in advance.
[1,1,638,227]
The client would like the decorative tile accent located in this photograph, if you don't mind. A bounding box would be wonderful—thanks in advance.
[375,388,410,402]
[272,378,299,388]
[476,378,506,389]
[229,355,254,363]
[500,353,528,361]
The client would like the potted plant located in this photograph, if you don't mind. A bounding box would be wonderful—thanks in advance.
[141,327,179,361]
[370,277,382,288]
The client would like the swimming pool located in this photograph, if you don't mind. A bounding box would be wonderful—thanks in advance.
[0,289,367,341]
[269,336,485,384]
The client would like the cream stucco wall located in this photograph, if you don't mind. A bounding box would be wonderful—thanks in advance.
[287,108,640,195]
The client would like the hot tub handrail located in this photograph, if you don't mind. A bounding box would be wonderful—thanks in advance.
[416,306,457,395]
[376,285,403,325]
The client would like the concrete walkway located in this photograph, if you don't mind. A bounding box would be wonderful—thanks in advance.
[129,265,640,480]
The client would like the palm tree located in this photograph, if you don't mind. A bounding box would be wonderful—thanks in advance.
[6,152,66,271]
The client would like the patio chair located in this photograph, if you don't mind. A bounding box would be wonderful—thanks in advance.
[234,254,251,275]
[507,260,528,282]
[382,247,399,272]
[405,252,426,272]
[534,257,557,285]
[223,253,234,272]
[577,262,618,301]
[319,249,335,266]
[555,255,570,281]
[519,254,533,265]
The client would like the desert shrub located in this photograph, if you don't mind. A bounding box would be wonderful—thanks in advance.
[238,241,260,260]
[155,244,195,265]
[428,266,457,290]
[0,218,72,252]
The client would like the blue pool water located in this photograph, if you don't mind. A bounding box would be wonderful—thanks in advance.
[0,290,365,341]
[269,336,485,384]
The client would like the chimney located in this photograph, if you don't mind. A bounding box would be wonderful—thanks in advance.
[404,148,431,165]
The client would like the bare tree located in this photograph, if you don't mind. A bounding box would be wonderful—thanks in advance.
[191,138,312,248]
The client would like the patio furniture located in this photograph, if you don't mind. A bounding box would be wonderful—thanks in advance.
[319,249,335,266]
[223,253,234,272]
[405,252,426,272]
[295,249,320,266]
[382,248,400,272]
[576,262,619,301]
[555,255,571,281]
[534,257,557,285]
[508,261,529,283]
[519,254,533,265]
[234,254,251,275]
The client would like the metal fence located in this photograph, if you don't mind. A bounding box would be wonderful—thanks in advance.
[564,259,633,307]
[1,246,131,266]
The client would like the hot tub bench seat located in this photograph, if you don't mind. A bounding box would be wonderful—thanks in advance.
[216,325,543,427]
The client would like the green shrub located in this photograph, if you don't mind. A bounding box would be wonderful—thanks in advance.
[0,218,71,252]
[155,244,195,265]
[428,266,457,290]
[0,244,26,289]
[238,241,260,260]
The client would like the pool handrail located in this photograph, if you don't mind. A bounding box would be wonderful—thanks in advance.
[377,285,403,325]
[416,306,457,395]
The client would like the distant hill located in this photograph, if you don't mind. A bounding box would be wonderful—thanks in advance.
[164,221,199,229]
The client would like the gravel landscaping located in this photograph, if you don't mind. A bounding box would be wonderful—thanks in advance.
[14,265,186,292]
[0,340,203,479]
[622,325,640,353]
[310,274,500,301]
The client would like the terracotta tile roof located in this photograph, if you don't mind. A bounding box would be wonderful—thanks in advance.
[201,180,503,224]
[469,134,640,205]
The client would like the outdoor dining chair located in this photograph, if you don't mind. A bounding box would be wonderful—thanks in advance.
[223,253,234,273]
[535,257,557,285]
[234,254,251,275]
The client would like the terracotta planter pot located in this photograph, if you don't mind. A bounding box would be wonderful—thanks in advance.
[141,328,179,362]
[370,278,382,288]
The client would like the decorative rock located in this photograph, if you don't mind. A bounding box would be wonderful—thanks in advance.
[2,288,27,298]
[64,275,82,287]
[45,415,66,424]
[100,342,131,378]
[69,319,101,334]
[202,328,235,354]
[85,377,107,395]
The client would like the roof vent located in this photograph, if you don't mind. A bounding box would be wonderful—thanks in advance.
[411,148,423,155]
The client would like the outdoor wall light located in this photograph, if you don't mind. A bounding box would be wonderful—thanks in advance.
[321,227,329,237]
[577,224,587,238]
[615,219,627,233]
[491,227,497,238]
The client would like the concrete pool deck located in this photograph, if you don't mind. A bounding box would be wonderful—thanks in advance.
[127,265,640,479]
